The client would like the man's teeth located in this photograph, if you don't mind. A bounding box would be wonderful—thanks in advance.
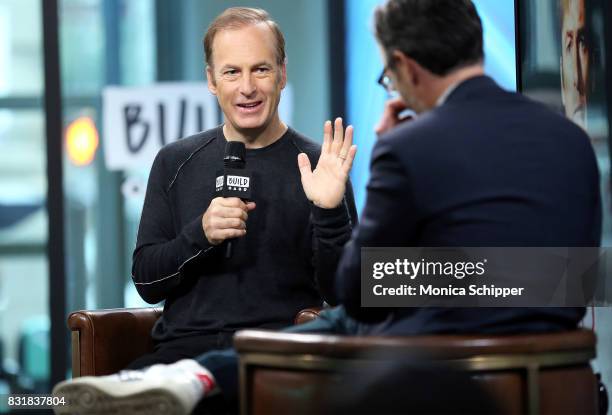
[239,102,259,108]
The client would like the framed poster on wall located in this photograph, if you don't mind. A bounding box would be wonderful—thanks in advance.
[516,0,612,244]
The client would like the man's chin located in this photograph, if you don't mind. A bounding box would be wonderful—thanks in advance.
[235,121,266,131]
[230,119,269,135]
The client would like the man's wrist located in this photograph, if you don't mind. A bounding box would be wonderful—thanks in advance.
[310,200,349,223]
[184,214,214,250]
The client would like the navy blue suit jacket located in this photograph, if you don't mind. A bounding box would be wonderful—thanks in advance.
[336,76,601,335]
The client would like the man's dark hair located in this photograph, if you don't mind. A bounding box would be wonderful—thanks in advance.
[374,0,484,75]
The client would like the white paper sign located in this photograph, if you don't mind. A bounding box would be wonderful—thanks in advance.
[102,82,219,170]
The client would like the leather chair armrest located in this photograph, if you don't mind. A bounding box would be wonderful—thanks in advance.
[68,307,162,377]
[294,307,324,325]
[235,328,596,359]
[235,329,597,415]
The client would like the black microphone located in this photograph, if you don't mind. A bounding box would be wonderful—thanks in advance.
[216,141,252,258]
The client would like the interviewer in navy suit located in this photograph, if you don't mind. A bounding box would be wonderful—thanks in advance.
[335,0,601,335]
[51,1,601,413]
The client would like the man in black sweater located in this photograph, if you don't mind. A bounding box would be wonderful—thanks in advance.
[54,10,357,412]
[126,7,357,368]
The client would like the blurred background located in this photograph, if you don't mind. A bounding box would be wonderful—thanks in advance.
[0,0,609,410]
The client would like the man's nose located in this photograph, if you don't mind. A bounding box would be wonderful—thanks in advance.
[239,74,256,96]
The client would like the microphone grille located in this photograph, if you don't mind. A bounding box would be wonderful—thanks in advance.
[224,141,246,162]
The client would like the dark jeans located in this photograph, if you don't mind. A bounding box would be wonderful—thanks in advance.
[195,306,360,403]
[126,332,235,370]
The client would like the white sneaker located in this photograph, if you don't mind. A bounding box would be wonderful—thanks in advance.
[52,359,215,415]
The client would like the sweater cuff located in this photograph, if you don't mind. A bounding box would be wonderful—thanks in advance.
[182,214,214,251]
[310,200,351,228]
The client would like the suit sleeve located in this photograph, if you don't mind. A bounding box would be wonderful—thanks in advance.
[131,150,215,304]
[335,140,418,321]
[310,180,358,306]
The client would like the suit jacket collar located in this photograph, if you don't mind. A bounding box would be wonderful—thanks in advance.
[443,75,500,105]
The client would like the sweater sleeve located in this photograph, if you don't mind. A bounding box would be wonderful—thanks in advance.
[131,149,215,304]
[310,180,358,305]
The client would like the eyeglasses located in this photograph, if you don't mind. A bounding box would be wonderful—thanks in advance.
[377,65,395,93]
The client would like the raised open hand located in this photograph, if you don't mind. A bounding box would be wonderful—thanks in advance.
[297,118,357,209]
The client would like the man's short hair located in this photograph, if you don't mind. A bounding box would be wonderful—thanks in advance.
[374,0,483,76]
[203,7,286,68]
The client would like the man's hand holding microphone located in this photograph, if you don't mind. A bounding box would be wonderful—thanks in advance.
[202,197,255,246]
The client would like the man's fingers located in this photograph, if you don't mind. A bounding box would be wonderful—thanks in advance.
[218,197,247,209]
[322,120,332,154]
[341,145,358,174]
[387,96,409,113]
[208,205,244,220]
[331,117,344,154]
[245,201,256,211]
[210,215,244,229]
[218,207,248,221]
[226,228,247,238]
[374,97,410,136]
[219,217,246,229]
[297,152,312,177]
[339,125,354,159]
[214,228,247,241]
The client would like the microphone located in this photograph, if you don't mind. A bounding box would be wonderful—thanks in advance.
[216,141,252,258]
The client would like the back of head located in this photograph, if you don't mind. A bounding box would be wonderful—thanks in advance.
[203,7,286,68]
[374,0,483,75]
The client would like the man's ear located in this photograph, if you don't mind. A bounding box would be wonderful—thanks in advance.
[393,50,420,86]
[279,63,287,89]
[206,66,217,95]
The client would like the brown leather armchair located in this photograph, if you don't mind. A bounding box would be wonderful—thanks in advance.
[68,306,322,378]
[234,328,599,415]
[68,307,162,377]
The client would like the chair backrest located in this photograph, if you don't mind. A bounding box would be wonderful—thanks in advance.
[234,329,598,415]
[68,307,162,377]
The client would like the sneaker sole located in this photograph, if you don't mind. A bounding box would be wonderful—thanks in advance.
[53,382,188,415]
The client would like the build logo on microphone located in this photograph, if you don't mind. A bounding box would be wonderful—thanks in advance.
[227,175,250,191]
[215,175,224,191]
[216,174,250,192]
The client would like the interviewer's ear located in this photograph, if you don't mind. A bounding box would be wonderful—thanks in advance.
[393,50,420,86]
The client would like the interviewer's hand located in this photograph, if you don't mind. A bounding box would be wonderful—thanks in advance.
[375,96,414,137]
[297,118,357,209]
[202,197,256,245]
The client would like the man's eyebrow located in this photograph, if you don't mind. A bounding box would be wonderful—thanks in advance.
[251,61,273,68]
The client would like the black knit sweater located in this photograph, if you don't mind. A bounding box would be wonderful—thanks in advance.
[132,126,357,342]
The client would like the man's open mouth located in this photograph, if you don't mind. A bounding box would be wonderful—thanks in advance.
[237,101,263,112]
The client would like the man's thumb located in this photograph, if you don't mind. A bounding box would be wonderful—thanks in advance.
[297,153,312,178]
